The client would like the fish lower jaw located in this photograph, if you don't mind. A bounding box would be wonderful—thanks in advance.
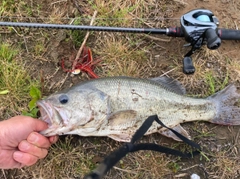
[39,115,52,126]
[40,129,55,136]
[40,125,71,136]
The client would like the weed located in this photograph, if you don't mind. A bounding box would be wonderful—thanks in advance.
[199,151,210,162]
[19,1,34,16]
[69,20,86,46]
[22,86,42,118]
[167,161,180,173]
[205,72,216,94]
[0,43,17,61]
[33,40,46,56]
[0,0,16,16]
[205,71,229,95]
[0,90,9,95]
[193,128,215,139]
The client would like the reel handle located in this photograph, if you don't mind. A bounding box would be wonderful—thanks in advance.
[183,57,195,74]
[205,28,221,50]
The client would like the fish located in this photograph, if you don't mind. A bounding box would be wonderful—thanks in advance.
[37,76,240,142]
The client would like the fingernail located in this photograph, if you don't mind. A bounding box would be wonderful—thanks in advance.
[13,151,23,159]
[50,136,58,144]
[28,132,38,143]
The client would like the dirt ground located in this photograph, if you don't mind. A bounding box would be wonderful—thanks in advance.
[1,0,240,178]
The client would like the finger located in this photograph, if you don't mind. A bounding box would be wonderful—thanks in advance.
[30,118,49,132]
[12,115,49,132]
[18,140,48,159]
[27,132,51,149]
[49,135,59,144]
[13,151,39,166]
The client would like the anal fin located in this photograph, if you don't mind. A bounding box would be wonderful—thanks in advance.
[108,134,131,142]
[159,124,191,141]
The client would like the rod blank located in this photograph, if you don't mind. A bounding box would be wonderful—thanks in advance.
[0,21,167,34]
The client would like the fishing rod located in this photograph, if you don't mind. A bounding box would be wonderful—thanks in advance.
[1,9,240,74]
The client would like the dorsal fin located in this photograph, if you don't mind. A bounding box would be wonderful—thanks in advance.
[150,76,186,95]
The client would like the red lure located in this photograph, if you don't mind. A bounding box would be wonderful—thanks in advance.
[61,47,100,78]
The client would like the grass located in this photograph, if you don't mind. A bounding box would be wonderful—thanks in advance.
[0,42,40,120]
[1,0,240,179]
[22,86,42,118]
[207,149,240,178]
[88,0,135,27]
[69,22,86,46]
[205,70,229,95]
[0,0,15,16]
[93,34,150,77]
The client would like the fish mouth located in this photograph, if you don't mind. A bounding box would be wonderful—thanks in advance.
[37,100,54,126]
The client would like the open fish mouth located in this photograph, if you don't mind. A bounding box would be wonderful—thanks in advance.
[37,100,54,126]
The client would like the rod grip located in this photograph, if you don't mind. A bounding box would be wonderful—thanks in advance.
[218,28,240,40]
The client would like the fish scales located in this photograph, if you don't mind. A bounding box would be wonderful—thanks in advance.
[82,77,215,124]
[37,76,240,142]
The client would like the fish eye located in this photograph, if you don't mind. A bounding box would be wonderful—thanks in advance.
[59,94,69,104]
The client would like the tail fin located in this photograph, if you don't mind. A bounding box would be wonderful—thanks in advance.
[208,84,240,125]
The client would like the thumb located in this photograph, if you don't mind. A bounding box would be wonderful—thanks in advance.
[28,117,49,132]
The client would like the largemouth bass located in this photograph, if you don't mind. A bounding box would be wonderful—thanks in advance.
[37,76,240,142]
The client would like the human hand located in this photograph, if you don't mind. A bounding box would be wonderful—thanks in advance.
[0,116,58,169]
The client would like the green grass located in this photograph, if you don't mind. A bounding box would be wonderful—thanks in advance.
[0,42,40,119]
[22,86,42,118]
[88,0,136,27]
[167,161,180,173]
[205,71,229,95]
[69,20,87,46]
[0,0,16,16]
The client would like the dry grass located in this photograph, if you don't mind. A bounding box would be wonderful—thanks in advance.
[1,0,240,179]
[206,134,240,179]
[169,45,232,97]
[93,33,150,77]
[208,154,240,178]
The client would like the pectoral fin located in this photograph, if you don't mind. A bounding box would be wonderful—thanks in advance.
[107,110,138,142]
[159,124,191,141]
[107,110,138,127]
